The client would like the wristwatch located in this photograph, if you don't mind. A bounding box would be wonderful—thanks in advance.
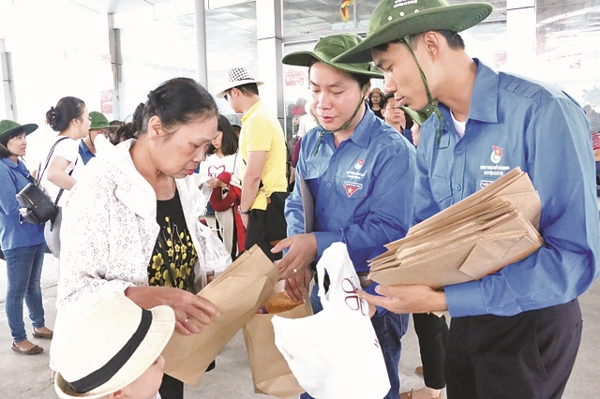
[238,206,251,215]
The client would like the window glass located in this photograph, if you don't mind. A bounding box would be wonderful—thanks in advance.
[536,0,600,114]
[119,15,196,120]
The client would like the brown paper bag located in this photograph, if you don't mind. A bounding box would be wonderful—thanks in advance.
[161,245,279,385]
[243,296,312,398]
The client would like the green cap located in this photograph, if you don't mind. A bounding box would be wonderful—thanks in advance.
[89,111,115,130]
[333,0,493,63]
[0,120,38,141]
[282,33,383,79]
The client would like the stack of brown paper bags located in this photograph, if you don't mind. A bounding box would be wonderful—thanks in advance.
[161,245,279,385]
[369,167,544,288]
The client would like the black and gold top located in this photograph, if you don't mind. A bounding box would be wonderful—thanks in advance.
[148,190,197,291]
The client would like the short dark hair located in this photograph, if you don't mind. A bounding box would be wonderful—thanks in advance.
[46,96,86,132]
[208,115,238,156]
[307,59,371,91]
[234,83,259,96]
[0,128,24,158]
[141,77,218,135]
[373,30,465,52]
[380,92,394,110]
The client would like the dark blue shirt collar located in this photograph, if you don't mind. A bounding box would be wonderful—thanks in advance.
[348,106,377,149]
[79,140,95,165]
[437,59,500,126]
[467,59,499,124]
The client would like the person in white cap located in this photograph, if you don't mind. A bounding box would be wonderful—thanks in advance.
[53,291,175,399]
[216,67,288,261]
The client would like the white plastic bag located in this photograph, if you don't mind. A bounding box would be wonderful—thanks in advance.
[271,243,390,399]
[197,220,232,274]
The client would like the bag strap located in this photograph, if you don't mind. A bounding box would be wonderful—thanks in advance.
[53,157,78,206]
[38,136,70,184]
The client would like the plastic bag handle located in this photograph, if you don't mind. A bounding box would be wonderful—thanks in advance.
[316,258,329,305]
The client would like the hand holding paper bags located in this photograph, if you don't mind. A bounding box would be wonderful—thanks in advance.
[369,167,543,288]
[161,245,279,385]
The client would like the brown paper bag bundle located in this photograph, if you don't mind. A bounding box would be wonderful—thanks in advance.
[243,292,312,398]
[161,245,279,385]
[369,168,543,288]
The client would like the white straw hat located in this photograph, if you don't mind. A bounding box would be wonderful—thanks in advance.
[53,292,175,399]
[215,66,264,98]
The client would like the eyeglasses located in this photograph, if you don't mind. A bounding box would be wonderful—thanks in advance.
[224,90,231,101]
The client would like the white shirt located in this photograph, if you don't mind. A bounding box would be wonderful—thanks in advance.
[57,137,209,308]
[39,135,79,207]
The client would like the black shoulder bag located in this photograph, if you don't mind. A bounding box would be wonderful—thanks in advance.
[16,137,71,225]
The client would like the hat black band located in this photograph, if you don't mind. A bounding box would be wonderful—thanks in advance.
[67,309,153,394]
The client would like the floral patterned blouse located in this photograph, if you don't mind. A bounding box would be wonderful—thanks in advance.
[149,190,197,291]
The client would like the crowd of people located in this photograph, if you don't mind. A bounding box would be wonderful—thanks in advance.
[0,0,599,398]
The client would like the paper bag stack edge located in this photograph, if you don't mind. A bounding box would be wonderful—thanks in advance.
[369,167,544,288]
[162,245,279,385]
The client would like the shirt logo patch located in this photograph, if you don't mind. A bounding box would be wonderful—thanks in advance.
[344,182,363,197]
[354,159,365,170]
[480,180,493,188]
[490,146,503,164]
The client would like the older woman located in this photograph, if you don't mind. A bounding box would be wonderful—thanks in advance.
[56,78,220,399]
[0,120,53,356]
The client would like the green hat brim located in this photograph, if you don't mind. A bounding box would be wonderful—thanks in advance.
[90,123,116,130]
[282,51,383,79]
[333,3,493,64]
[0,123,38,140]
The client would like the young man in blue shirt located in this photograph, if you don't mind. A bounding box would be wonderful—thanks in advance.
[272,33,416,399]
[78,111,114,165]
[335,1,600,398]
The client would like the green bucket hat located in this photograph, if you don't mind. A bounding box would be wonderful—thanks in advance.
[282,33,383,79]
[333,0,493,64]
[89,111,115,130]
[0,120,38,141]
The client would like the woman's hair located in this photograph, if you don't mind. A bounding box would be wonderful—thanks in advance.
[140,77,218,135]
[113,122,138,143]
[209,115,238,156]
[46,96,86,132]
[132,102,145,133]
[0,128,24,158]
[106,120,124,138]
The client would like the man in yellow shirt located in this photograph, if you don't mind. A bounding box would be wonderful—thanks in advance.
[217,67,288,260]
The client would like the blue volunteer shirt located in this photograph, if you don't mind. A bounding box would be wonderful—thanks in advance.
[78,140,95,165]
[0,158,45,250]
[416,59,600,318]
[285,107,416,274]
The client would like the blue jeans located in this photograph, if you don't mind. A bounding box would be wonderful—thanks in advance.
[4,244,46,342]
[301,284,409,399]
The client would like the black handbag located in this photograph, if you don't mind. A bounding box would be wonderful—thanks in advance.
[15,137,69,225]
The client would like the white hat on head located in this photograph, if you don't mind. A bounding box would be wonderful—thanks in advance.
[215,66,264,98]
[53,292,175,399]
